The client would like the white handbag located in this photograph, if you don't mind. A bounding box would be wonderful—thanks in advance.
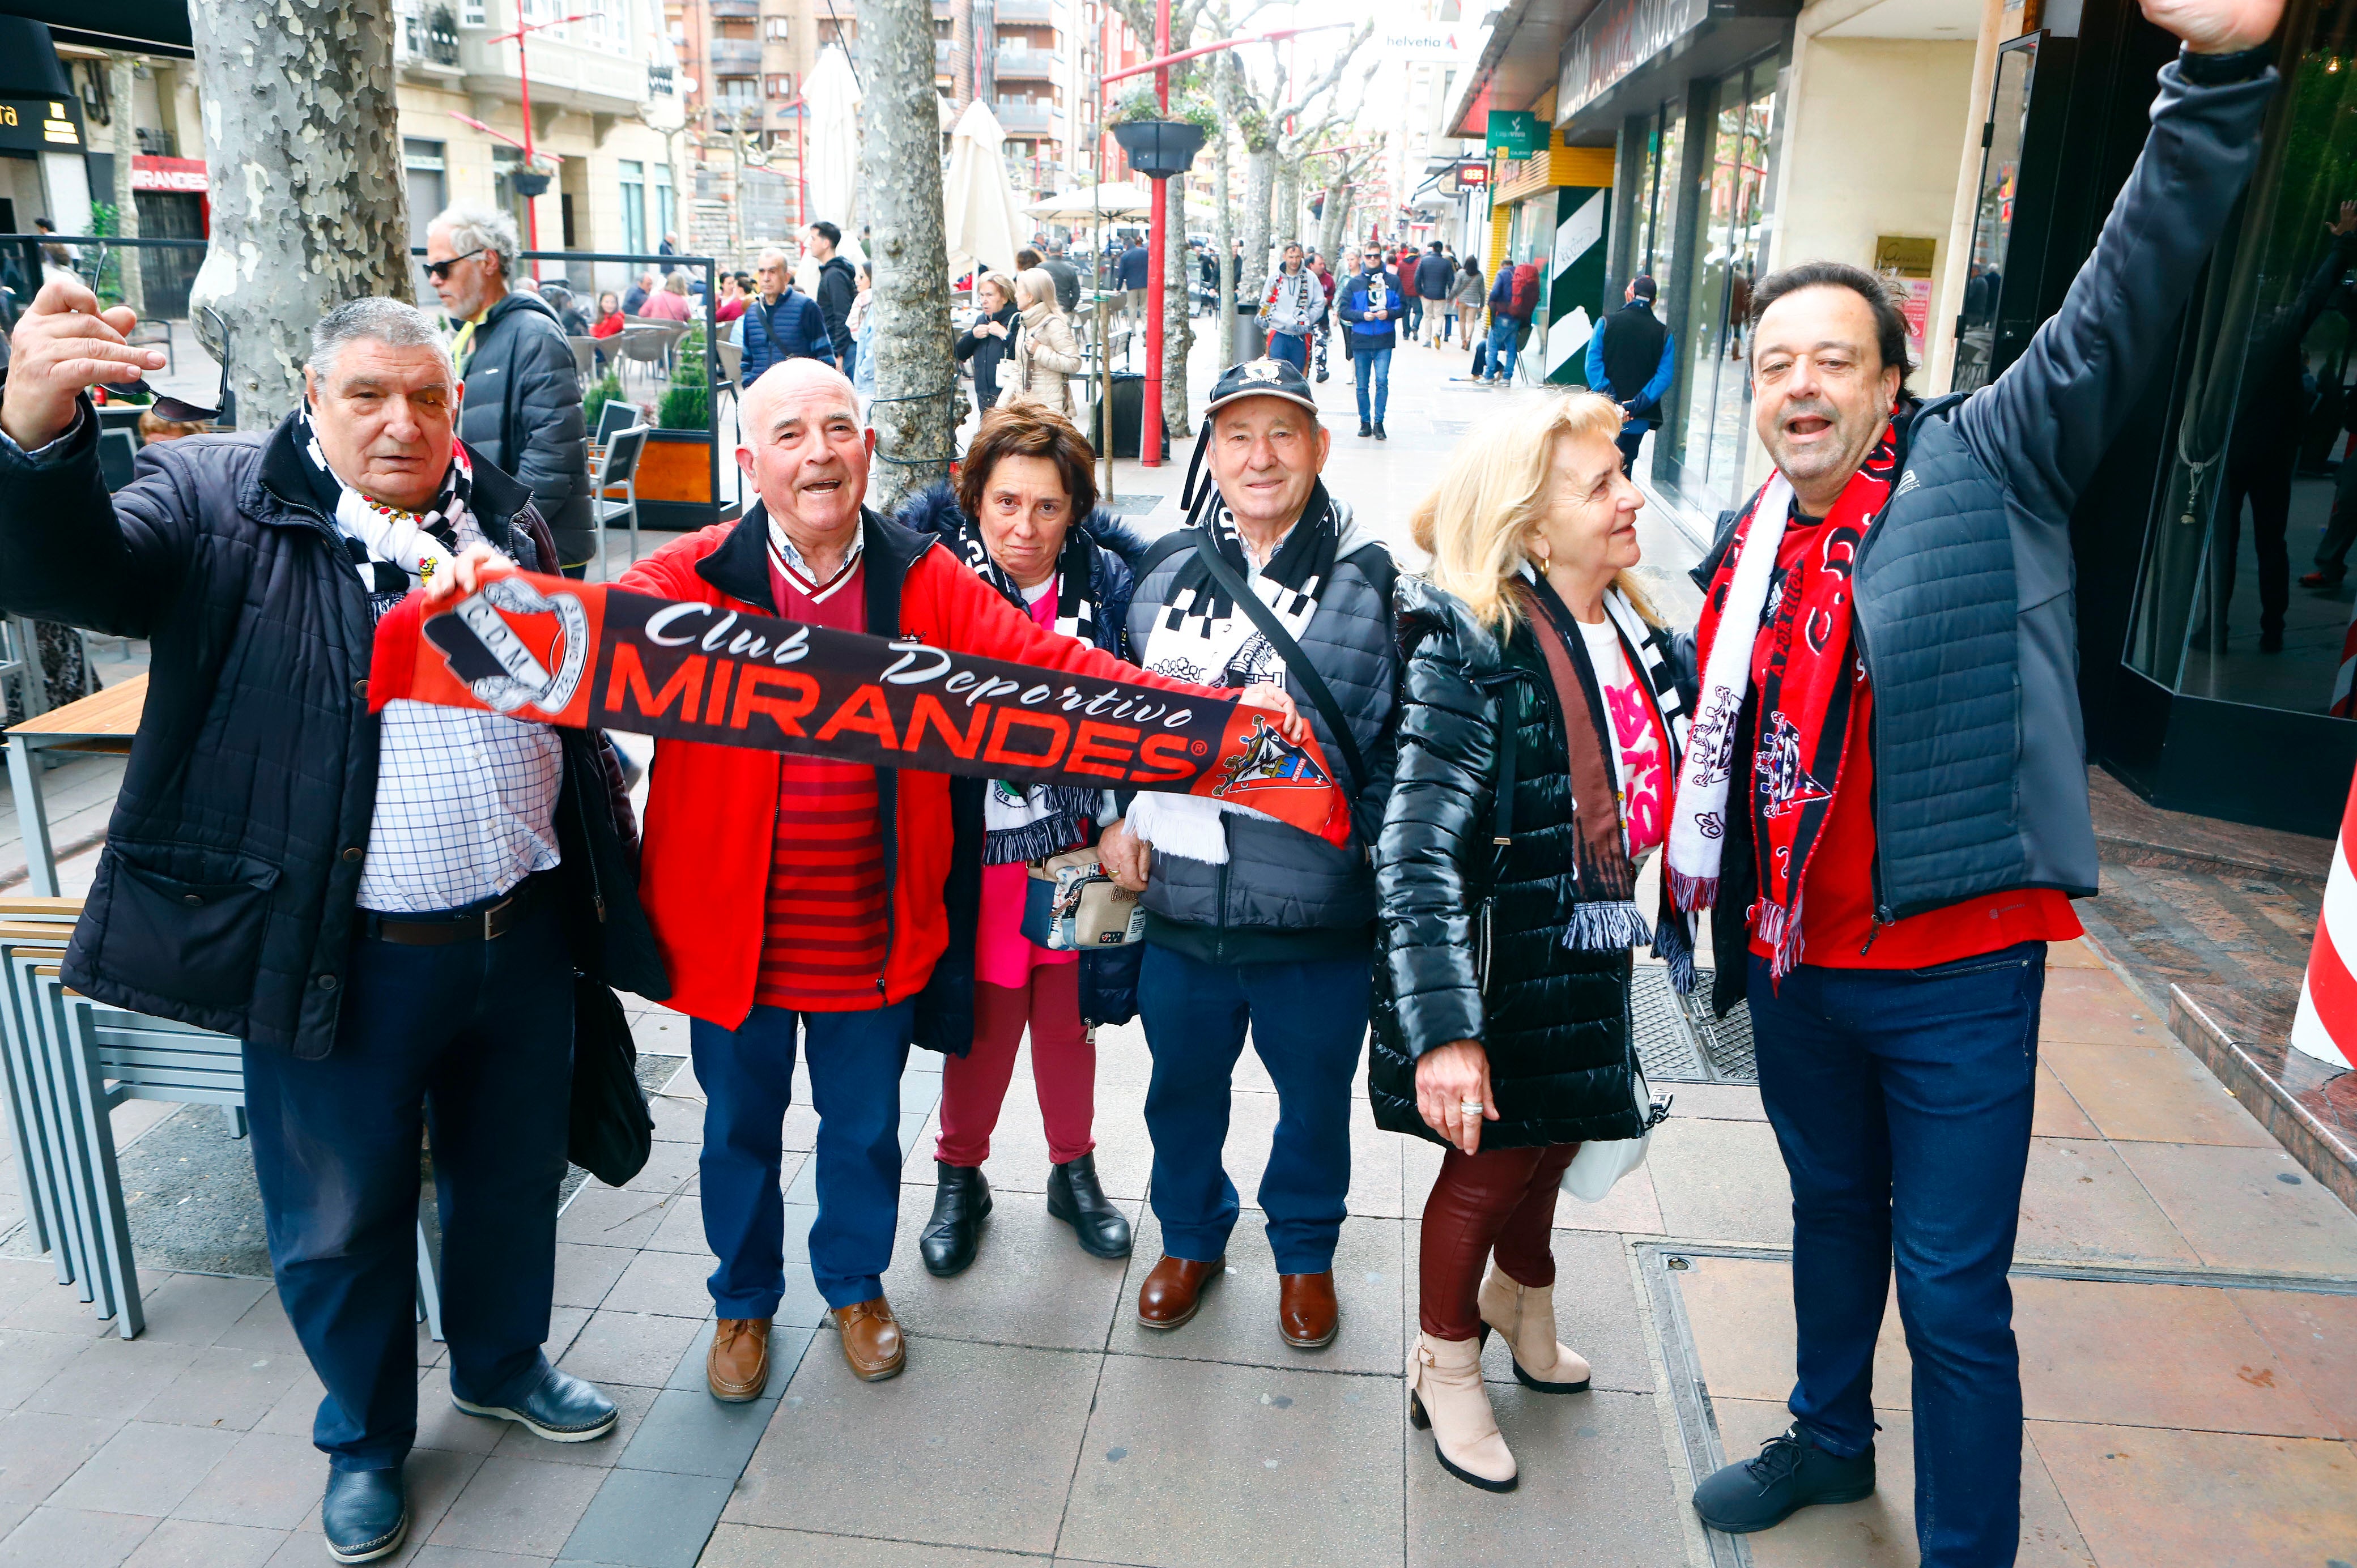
[1562,1066,1672,1203]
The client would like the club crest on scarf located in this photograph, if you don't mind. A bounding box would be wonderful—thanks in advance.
[1214,714,1331,796]
[425,575,594,718]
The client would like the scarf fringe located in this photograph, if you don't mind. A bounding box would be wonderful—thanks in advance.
[1652,884,1697,995]
[981,812,1092,867]
[1560,900,1654,954]
[1754,890,1806,981]
[1668,869,1720,913]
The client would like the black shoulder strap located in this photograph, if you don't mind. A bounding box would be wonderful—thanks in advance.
[1138,527,1195,578]
[1490,683,1516,846]
[1186,531,1367,799]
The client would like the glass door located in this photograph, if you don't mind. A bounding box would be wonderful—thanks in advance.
[1953,36,2040,393]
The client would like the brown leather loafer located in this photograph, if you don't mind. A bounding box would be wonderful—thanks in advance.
[1135,1254,1225,1330]
[707,1317,772,1402]
[833,1297,907,1381]
[1279,1271,1339,1350]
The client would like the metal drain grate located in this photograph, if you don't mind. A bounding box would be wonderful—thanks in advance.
[1630,966,1757,1085]
[1105,493,1165,515]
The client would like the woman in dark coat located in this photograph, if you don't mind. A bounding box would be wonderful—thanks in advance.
[894,403,1151,1278]
[955,272,1021,412]
[1375,391,1692,1493]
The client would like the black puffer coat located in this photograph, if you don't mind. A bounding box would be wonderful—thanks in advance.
[895,482,1151,1031]
[0,400,668,1059]
[1369,576,1690,1149]
[456,289,595,569]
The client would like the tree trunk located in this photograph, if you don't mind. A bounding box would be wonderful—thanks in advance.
[1317,180,1349,260]
[1161,174,1191,436]
[861,0,955,508]
[1211,66,1234,346]
[106,54,142,315]
[1273,158,1300,253]
[186,0,410,428]
[1240,144,1273,309]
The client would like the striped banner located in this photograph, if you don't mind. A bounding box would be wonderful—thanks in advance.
[2290,764,2357,1070]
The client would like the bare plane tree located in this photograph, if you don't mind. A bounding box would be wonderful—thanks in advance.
[186,0,412,427]
[862,0,957,506]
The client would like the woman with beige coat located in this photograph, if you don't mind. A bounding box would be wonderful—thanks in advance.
[1005,267,1082,414]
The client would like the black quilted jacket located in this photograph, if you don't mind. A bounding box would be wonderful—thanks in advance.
[456,289,594,569]
[0,402,667,1059]
[1369,577,1691,1150]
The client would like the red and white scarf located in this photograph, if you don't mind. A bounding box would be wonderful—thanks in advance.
[1666,423,1899,977]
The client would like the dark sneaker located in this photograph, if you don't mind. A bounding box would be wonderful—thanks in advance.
[1374,424,1388,441]
[321,1467,407,1564]
[452,1364,618,1443]
[1358,421,1373,437]
[1691,1424,1875,1533]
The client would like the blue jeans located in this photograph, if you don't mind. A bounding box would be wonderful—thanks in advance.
[1266,329,1308,371]
[1138,944,1369,1271]
[1352,347,1392,427]
[1486,316,1520,381]
[242,885,574,1471]
[1403,295,1423,336]
[1748,944,2044,1568]
[692,1000,913,1313]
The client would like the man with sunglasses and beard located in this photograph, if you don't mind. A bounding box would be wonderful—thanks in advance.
[426,203,597,576]
[0,288,667,1563]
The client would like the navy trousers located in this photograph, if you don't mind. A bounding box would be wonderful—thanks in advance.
[1265,329,1308,372]
[241,888,574,1472]
[1138,944,1369,1272]
[1748,943,2044,1568]
[692,1002,912,1314]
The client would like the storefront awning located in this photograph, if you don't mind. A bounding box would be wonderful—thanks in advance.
[1443,0,1605,142]
[1554,0,1798,137]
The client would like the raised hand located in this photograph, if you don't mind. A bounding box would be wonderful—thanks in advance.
[1,278,168,451]
[2136,0,2282,53]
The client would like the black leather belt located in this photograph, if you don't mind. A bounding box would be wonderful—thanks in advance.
[363,876,542,945]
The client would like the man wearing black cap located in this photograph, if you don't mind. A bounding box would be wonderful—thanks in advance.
[1585,275,1677,474]
[1097,356,1398,1353]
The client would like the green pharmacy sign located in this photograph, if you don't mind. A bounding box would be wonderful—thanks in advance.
[1486,110,1541,160]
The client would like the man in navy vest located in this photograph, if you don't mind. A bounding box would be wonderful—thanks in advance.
[734,248,836,387]
[1585,275,1675,474]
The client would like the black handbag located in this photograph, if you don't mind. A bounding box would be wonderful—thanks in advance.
[568,973,654,1187]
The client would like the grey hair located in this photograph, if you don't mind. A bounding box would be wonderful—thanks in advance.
[756,248,789,270]
[429,201,521,276]
[310,297,454,382]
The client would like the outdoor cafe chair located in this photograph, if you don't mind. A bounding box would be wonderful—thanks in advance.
[0,924,70,1271]
[568,334,599,387]
[610,327,673,389]
[594,425,649,577]
[593,398,642,450]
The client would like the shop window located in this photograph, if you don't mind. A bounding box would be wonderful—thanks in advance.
[1658,53,1781,518]
[2128,0,2357,713]
[1951,39,2041,394]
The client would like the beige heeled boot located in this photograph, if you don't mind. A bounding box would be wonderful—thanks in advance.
[1478,1263,1593,1393]
[1407,1331,1518,1492]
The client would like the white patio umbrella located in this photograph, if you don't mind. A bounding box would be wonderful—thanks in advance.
[803,45,862,237]
[943,100,1029,283]
[1024,182,1155,222]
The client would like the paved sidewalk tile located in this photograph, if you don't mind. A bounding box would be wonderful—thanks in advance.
[556,1313,705,1390]
[2039,1041,2277,1147]
[427,1455,606,1557]
[883,1191,1134,1353]
[0,1409,118,1510]
[2028,1420,2357,1568]
[0,1505,156,1566]
[1469,1228,1654,1397]
[698,1526,1036,1565]
[615,1387,775,1478]
[1643,1117,1793,1245]
[48,1420,241,1517]
[558,1467,730,1567]
[171,1430,320,1529]
[135,1345,304,1433]
[2228,1287,2357,1441]
[2036,969,2164,1047]
[638,1197,708,1258]
[120,1517,284,1567]
[1406,1387,1683,1567]
[0,1328,95,1412]
[1675,1254,1912,1412]
[1060,1351,1401,1568]
[599,1250,715,1318]
[133,1276,273,1347]
[20,1337,198,1421]
[727,1336,1099,1554]
[2014,1138,2200,1266]
[2114,1141,2357,1274]
[550,1244,634,1312]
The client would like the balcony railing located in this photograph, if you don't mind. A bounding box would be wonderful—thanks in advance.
[707,37,763,69]
[995,47,1058,80]
[995,100,1054,132]
[648,62,676,97]
[997,0,1054,24]
[708,0,760,14]
[458,25,650,113]
[397,1,462,67]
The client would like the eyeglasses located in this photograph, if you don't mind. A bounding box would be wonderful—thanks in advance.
[424,248,487,281]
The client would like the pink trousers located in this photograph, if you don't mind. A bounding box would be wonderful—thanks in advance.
[935,965,1097,1168]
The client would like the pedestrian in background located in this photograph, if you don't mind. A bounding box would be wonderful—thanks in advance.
[427,203,596,574]
[1376,391,1691,1493]
[807,221,859,375]
[0,288,667,1564]
[1256,241,1325,374]
[1119,233,1152,335]
[1452,258,1487,359]
[1044,239,1083,313]
[1416,243,1456,345]
[622,270,654,315]
[1678,17,2280,1558]
[957,271,1021,412]
[715,273,748,325]
[1103,356,1398,1355]
[896,403,1152,1276]
[641,270,693,322]
[1006,267,1082,415]
[1338,249,1402,439]
[1307,252,1335,382]
[1484,262,1538,385]
[849,261,877,403]
[735,248,837,384]
[1586,274,1677,474]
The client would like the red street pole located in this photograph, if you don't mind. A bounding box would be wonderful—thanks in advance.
[1140,0,1171,467]
[491,12,592,280]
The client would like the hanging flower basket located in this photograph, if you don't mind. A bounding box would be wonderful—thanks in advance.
[511,169,552,199]
[1112,120,1206,180]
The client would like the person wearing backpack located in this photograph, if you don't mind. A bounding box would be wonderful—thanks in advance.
[1484,262,1539,385]
[1585,274,1678,472]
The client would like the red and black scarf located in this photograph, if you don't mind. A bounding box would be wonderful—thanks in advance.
[1686,423,1898,977]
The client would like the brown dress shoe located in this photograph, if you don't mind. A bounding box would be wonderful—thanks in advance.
[832,1297,907,1381]
[707,1318,772,1402]
[1135,1255,1225,1330]
[1279,1271,1339,1349]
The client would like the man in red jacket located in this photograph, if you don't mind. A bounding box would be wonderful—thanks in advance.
[617,361,1294,1396]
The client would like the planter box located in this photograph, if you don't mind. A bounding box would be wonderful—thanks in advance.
[629,427,739,532]
[1111,120,1205,180]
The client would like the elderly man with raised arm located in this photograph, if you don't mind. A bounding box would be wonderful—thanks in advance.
[614,360,1297,1397]
[0,288,665,1565]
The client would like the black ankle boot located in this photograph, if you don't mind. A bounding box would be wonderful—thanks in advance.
[920,1161,991,1277]
[1045,1152,1132,1259]
[1691,1424,1875,1534]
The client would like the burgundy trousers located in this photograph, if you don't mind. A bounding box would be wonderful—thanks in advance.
[935,965,1096,1168]
[1418,1142,1579,1340]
